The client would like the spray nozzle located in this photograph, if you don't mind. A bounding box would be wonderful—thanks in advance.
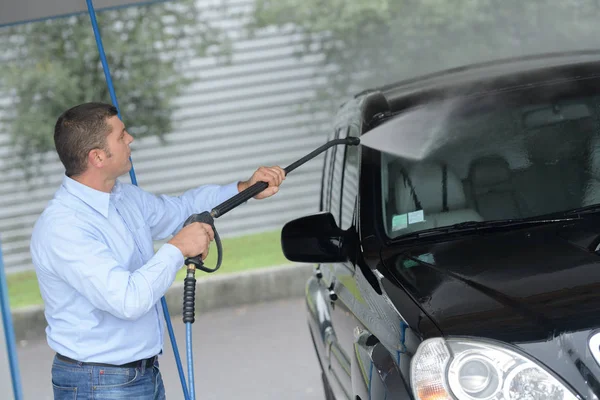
[346,136,360,146]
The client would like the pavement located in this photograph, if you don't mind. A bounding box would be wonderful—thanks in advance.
[15,297,324,400]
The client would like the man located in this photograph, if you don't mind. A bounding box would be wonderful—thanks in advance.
[30,102,285,399]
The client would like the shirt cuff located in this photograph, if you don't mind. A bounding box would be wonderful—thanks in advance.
[156,243,185,274]
[217,181,241,204]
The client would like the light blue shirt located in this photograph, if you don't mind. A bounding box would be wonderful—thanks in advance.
[30,175,240,365]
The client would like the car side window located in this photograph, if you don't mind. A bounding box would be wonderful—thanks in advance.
[320,135,333,211]
[321,128,340,211]
[340,124,360,230]
[328,127,345,226]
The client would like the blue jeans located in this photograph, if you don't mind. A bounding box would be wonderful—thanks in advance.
[51,354,166,399]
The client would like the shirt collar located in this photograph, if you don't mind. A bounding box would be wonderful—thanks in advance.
[61,175,122,218]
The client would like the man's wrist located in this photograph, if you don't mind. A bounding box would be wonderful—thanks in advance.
[237,180,249,192]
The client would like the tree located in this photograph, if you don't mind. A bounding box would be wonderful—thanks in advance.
[249,0,600,116]
[0,0,231,177]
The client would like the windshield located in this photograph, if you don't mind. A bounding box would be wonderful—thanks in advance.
[380,76,600,239]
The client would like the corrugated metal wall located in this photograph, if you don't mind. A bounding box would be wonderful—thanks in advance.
[0,0,338,274]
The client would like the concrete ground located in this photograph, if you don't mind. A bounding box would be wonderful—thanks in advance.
[14,297,324,400]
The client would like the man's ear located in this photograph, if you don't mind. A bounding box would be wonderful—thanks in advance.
[88,148,105,168]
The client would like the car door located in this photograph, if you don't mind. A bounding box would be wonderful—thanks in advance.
[323,116,413,400]
[322,123,362,398]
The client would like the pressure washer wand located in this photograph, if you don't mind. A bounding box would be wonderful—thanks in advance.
[182,135,360,272]
[180,136,360,400]
[211,136,360,219]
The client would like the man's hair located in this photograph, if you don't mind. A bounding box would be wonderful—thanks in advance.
[54,102,119,177]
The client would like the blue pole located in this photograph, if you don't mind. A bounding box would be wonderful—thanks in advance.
[85,0,137,185]
[85,2,190,399]
[186,323,195,400]
[0,237,24,400]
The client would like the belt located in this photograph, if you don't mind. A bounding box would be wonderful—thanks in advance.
[56,353,157,369]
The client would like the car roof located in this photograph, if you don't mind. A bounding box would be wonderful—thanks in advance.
[356,50,600,103]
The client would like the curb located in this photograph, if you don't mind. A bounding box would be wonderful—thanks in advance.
[10,263,314,343]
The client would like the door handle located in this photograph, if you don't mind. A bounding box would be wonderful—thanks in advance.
[328,282,338,301]
[352,328,410,399]
[315,266,323,280]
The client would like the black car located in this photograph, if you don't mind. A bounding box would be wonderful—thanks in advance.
[280,51,600,400]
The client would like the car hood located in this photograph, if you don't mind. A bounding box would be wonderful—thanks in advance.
[514,329,600,399]
[379,217,600,343]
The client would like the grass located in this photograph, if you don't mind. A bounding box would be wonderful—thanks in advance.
[6,230,289,310]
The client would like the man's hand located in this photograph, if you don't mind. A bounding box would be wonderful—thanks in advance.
[238,166,286,199]
[168,222,214,260]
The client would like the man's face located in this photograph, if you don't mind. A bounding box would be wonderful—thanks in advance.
[102,115,134,178]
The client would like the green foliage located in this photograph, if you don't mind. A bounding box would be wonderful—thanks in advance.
[0,0,231,175]
[250,0,600,115]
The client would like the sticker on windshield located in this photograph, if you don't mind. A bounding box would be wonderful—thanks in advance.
[392,214,408,231]
[408,210,425,224]
[392,210,425,231]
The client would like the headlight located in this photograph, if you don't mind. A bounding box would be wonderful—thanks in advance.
[410,338,579,400]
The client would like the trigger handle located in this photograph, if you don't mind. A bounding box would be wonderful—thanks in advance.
[183,211,222,273]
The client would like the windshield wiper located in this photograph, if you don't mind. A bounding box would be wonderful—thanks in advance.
[393,216,579,242]
[563,204,600,216]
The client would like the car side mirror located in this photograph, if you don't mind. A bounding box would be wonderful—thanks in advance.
[280,212,348,263]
